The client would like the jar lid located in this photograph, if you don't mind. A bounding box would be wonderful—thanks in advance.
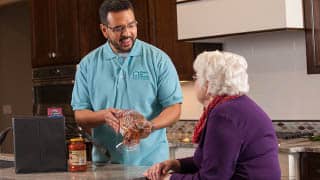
[70,137,84,142]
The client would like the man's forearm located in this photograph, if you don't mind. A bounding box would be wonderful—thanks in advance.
[151,103,181,130]
[74,109,107,129]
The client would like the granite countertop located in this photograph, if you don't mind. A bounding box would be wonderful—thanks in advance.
[1,138,320,179]
[0,156,149,180]
[0,153,14,161]
[169,138,320,153]
[278,138,320,153]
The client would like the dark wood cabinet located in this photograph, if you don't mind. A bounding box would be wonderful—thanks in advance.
[31,0,221,79]
[78,0,105,58]
[304,0,320,74]
[131,0,195,80]
[131,0,154,44]
[31,0,105,68]
[31,0,79,67]
[30,0,51,67]
[155,0,195,80]
[300,152,320,180]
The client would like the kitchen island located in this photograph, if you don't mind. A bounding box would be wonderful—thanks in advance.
[277,138,320,180]
[2,138,320,180]
[0,154,149,180]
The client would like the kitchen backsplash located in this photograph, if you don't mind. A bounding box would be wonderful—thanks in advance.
[167,120,320,144]
[167,120,196,143]
[273,120,320,135]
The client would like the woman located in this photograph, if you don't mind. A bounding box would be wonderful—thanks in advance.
[144,51,281,180]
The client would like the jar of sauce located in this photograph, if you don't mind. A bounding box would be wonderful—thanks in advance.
[68,137,87,172]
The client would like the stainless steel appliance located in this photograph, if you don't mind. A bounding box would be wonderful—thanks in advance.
[32,65,79,139]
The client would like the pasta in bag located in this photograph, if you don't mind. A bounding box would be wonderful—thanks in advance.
[116,110,152,151]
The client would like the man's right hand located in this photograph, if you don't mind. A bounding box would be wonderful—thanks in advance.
[104,108,122,133]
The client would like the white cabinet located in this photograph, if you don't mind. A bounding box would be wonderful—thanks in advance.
[176,0,304,40]
[278,152,300,180]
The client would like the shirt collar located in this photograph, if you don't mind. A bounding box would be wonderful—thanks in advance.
[102,39,142,60]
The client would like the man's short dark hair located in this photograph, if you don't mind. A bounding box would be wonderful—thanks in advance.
[99,0,134,25]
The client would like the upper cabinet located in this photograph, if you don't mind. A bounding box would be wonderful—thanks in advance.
[30,0,196,80]
[176,0,304,40]
[31,0,105,68]
[31,0,80,67]
[78,0,105,58]
[304,0,320,74]
[132,0,195,80]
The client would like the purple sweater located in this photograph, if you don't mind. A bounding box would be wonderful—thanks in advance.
[171,95,281,180]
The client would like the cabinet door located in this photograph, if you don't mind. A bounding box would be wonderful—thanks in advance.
[153,0,194,80]
[78,0,105,60]
[131,0,194,80]
[304,0,320,74]
[176,0,303,41]
[52,0,80,65]
[31,0,80,67]
[131,0,154,44]
[31,0,53,67]
[300,153,320,180]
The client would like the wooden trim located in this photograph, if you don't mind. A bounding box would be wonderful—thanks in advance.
[272,120,320,122]
[176,0,200,5]
[147,0,157,45]
[177,28,304,42]
[303,0,320,74]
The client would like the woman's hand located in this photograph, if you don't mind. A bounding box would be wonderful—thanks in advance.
[143,160,180,180]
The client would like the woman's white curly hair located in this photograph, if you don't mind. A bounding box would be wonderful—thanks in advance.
[193,50,249,96]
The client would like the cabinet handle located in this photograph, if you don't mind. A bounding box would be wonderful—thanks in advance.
[48,52,52,58]
[51,52,56,58]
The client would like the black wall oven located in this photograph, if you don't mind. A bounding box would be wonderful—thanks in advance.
[32,65,79,139]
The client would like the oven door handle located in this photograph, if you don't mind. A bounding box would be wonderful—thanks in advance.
[33,79,74,86]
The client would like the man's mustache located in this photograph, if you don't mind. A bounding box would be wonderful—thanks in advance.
[120,36,133,41]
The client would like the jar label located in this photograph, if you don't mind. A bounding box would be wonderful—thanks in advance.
[69,150,87,165]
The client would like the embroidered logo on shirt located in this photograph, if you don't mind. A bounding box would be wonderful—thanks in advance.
[131,71,149,80]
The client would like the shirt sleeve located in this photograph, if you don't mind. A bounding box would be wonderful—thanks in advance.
[170,112,242,180]
[71,61,92,110]
[156,53,183,108]
[177,157,198,174]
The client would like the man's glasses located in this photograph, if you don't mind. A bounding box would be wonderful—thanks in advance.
[106,21,138,33]
[192,74,198,81]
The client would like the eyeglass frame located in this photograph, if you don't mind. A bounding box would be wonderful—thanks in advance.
[104,20,138,33]
[192,74,198,81]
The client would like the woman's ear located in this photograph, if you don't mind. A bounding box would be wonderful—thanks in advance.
[204,80,209,92]
[204,81,212,98]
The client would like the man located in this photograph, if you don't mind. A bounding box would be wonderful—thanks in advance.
[71,0,182,166]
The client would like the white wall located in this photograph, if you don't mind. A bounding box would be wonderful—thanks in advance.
[225,31,320,120]
[180,31,320,120]
[180,82,202,120]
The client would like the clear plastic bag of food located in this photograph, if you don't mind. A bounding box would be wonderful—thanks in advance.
[115,110,152,151]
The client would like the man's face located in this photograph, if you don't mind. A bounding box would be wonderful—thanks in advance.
[100,9,137,53]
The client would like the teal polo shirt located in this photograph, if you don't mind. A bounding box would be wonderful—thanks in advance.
[71,39,183,166]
